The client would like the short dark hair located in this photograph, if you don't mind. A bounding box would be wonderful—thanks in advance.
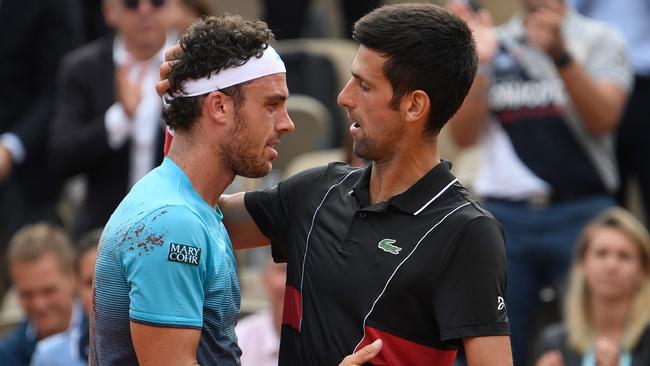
[353,3,477,134]
[163,15,275,131]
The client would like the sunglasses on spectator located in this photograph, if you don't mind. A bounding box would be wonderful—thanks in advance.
[123,0,166,10]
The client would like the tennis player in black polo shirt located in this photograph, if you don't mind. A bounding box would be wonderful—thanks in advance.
[159,3,511,365]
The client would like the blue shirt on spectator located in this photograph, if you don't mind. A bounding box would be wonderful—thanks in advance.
[0,321,37,366]
[30,311,88,366]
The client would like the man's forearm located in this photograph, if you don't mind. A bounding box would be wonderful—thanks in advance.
[558,60,626,136]
[449,73,491,148]
[220,193,270,249]
[464,335,513,366]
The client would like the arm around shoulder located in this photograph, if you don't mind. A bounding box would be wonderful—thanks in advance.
[219,192,270,250]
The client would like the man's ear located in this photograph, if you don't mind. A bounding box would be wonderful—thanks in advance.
[403,90,430,124]
[203,91,233,126]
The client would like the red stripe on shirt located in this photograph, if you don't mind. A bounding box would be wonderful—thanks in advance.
[163,128,173,156]
[282,285,301,331]
[356,325,457,366]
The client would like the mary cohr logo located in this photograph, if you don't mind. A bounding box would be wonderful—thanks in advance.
[168,243,201,265]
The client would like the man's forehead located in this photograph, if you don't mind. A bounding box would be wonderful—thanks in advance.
[245,73,289,97]
[351,46,388,81]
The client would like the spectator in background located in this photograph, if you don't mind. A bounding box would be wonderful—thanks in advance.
[49,0,172,239]
[30,228,101,366]
[535,207,650,366]
[236,259,286,366]
[0,0,82,269]
[569,0,650,226]
[448,0,632,363]
[0,224,81,366]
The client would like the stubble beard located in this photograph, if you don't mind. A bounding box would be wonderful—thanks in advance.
[221,112,271,179]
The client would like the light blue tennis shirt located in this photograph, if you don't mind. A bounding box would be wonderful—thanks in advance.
[90,158,241,365]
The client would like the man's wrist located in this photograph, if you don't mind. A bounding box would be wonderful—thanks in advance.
[552,50,573,69]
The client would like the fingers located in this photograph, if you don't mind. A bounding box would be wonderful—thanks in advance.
[338,339,382,366]
[157,61,176,97]
[165,43,183,62]
[156,79,171,98]
[160,60,174,79]
[527,3,562,29]
[595,337,619,366]
[541,0,563,15]
[535,351,564,366]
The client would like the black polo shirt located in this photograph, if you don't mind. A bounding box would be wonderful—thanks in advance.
[245,161,509,366]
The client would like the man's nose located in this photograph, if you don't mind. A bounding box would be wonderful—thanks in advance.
[277,108,295,134]
[337,79,354,109]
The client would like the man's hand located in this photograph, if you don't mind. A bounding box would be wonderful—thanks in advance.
[447,0,497,65]
[156,44,182,97]
[0,145,13,181]
[338,339,382,366]
[116,57,145,119]
[525,2,566,60]
[535,351,564,366]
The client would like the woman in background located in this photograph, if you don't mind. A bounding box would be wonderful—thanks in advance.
[536,207,650,366]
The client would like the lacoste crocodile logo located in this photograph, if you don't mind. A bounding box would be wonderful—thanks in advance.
[378,239,401,255]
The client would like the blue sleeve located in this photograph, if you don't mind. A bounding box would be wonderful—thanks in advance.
[121,206,211,329]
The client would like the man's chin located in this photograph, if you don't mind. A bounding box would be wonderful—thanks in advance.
[34,321,66,338]
[237,164,272,179]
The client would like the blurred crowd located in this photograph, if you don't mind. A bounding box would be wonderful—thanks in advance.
[0,0,648,365]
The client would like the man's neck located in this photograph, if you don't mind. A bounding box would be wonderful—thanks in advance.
[369,138,440,204]
[167,135,235,208]
[123,36,165,61]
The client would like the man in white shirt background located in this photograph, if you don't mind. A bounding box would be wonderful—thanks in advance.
[49,0,173,239]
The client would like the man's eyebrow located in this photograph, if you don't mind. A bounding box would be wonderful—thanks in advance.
[265,94,289,102]
[351,71,370,85]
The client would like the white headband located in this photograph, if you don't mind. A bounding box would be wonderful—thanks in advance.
[168,45,285,100]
